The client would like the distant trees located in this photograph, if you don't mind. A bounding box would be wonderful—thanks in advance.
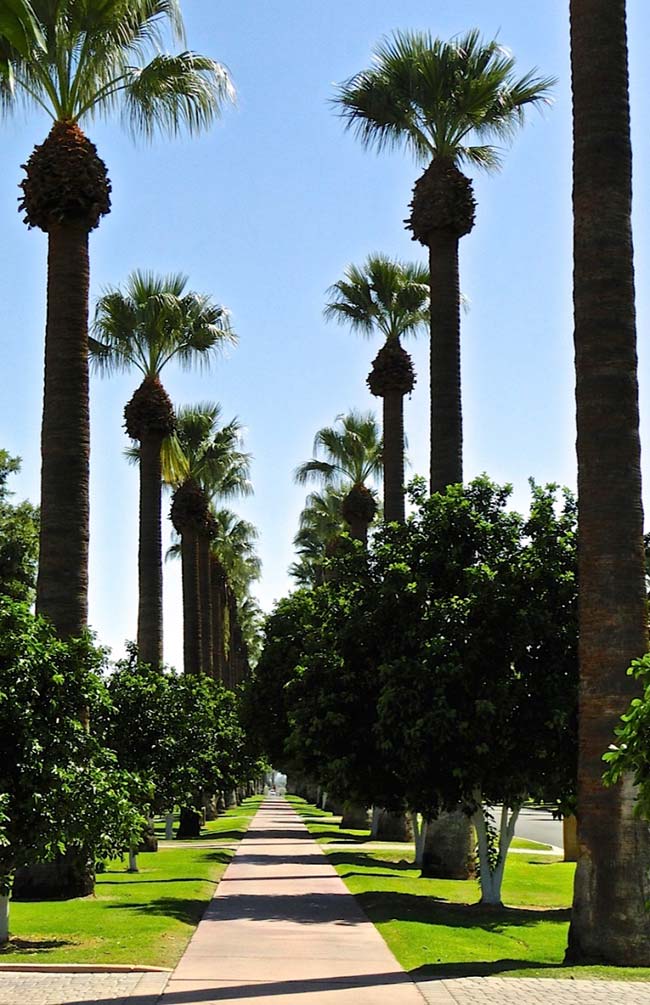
[90,271,235,667]
[0,452,38,603]
[295,411,382,544]
[324,256,428,523]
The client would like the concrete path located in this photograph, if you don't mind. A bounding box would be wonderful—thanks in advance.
[158,795,426,1003]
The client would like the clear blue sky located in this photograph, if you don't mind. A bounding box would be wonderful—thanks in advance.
[1,1,649,671]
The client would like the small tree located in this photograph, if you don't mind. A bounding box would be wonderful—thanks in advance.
[0,600,145,942]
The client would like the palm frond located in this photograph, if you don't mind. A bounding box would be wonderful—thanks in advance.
[122,51,234,141]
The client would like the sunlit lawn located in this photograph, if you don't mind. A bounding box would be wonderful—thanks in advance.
[1,797,262,967]
[289,796,650,982]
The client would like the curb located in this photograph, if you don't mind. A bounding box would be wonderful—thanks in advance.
[0,963,172,973]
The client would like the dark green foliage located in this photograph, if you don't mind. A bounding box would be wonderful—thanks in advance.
[99,652,252,812]
[0,452,38,603]
[604,654,650,820]
[254,477,577,820]
[0,600,145,894]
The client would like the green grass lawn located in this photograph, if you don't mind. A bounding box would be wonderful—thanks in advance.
[1,797,262,968]
[289,797,650,982]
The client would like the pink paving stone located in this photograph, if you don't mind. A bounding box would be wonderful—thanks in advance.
[159,796,427,1004]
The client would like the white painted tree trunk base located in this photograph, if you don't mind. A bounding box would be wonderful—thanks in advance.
[165,814,174,840]
[128,850,139,873]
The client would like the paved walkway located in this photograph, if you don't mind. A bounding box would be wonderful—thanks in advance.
[159,795,425,1003]
[3,796,650,1003]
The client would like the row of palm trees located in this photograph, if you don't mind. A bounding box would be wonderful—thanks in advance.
[89,272,260,678]
[2,1,236,644]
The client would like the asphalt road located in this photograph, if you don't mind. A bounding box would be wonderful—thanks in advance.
[514,805,563,848]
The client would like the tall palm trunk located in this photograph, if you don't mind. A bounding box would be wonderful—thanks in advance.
[567,0,650,964]
[137,431,164,666]
[407,158,475,494]
[198,531,214,677]
[427,232,462,493]
[227,588,238,686]
[367,337,415,525]
[382,392,405,523]
[36,223,90,639]
[210,557,226,681]
[180,528,202,675]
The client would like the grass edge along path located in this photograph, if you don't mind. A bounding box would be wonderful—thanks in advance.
[288,797,650,982]
[0,797,263,969]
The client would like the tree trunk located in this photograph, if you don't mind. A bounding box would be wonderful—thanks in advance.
[181,528,202,675]
[340,802,369,830]
[127,849,138,873]
[567,0,650,965]
[472,800,521,907]
[36,223,90,638]
[563,815,578,863]
[427,232,462,494]
[420,809,473,879]
[375,809,413,842]
[136,431,164,667]
[198,532,214,677]
[383,391,406,523]
[13,850,94,901]
[165,814,174,840]
[413,815,428,869]
[211,558,226,681]
[0,891,9,945]
[176,807,201,839]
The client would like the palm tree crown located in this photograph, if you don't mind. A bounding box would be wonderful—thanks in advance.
[90,271,236,380]
[324,254,429,341]
[335,28,554,170]
[0,0,234,136]
[295,410,382,491]
[165,403,252,500]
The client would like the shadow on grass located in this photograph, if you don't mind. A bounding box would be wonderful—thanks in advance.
[327,852,415,874]
[411,959,564,980]
[357,891,571,932]
[98,877,211,886]
[107,896,209,926]
[174,828,245,842]
[0,937,73,954]
[307,827,370,843]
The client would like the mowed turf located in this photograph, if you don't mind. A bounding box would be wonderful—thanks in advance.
[289,797,650,982]
[1,797,262,968]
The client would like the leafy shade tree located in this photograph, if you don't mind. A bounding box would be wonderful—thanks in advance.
[0,600,146,937]
[0,1,234,638]
[0,451,38,602]
[335,30,553,492]
[325,255,428,522]
[295,411,382,543]
[566,0,650,964]
[90,271,235,667]
[376,479,577,902]
[99,653,249,853]
[165,405,252,676]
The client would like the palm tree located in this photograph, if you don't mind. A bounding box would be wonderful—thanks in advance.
[209,508,260,685]
[0,1,234,639]
[335,30,553,493]
[165,405,251,676]
[325,255,428,522]
[295,411,382,544]
[89,271,235,667]
[290,487,346,586]
[566,0,650,964]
